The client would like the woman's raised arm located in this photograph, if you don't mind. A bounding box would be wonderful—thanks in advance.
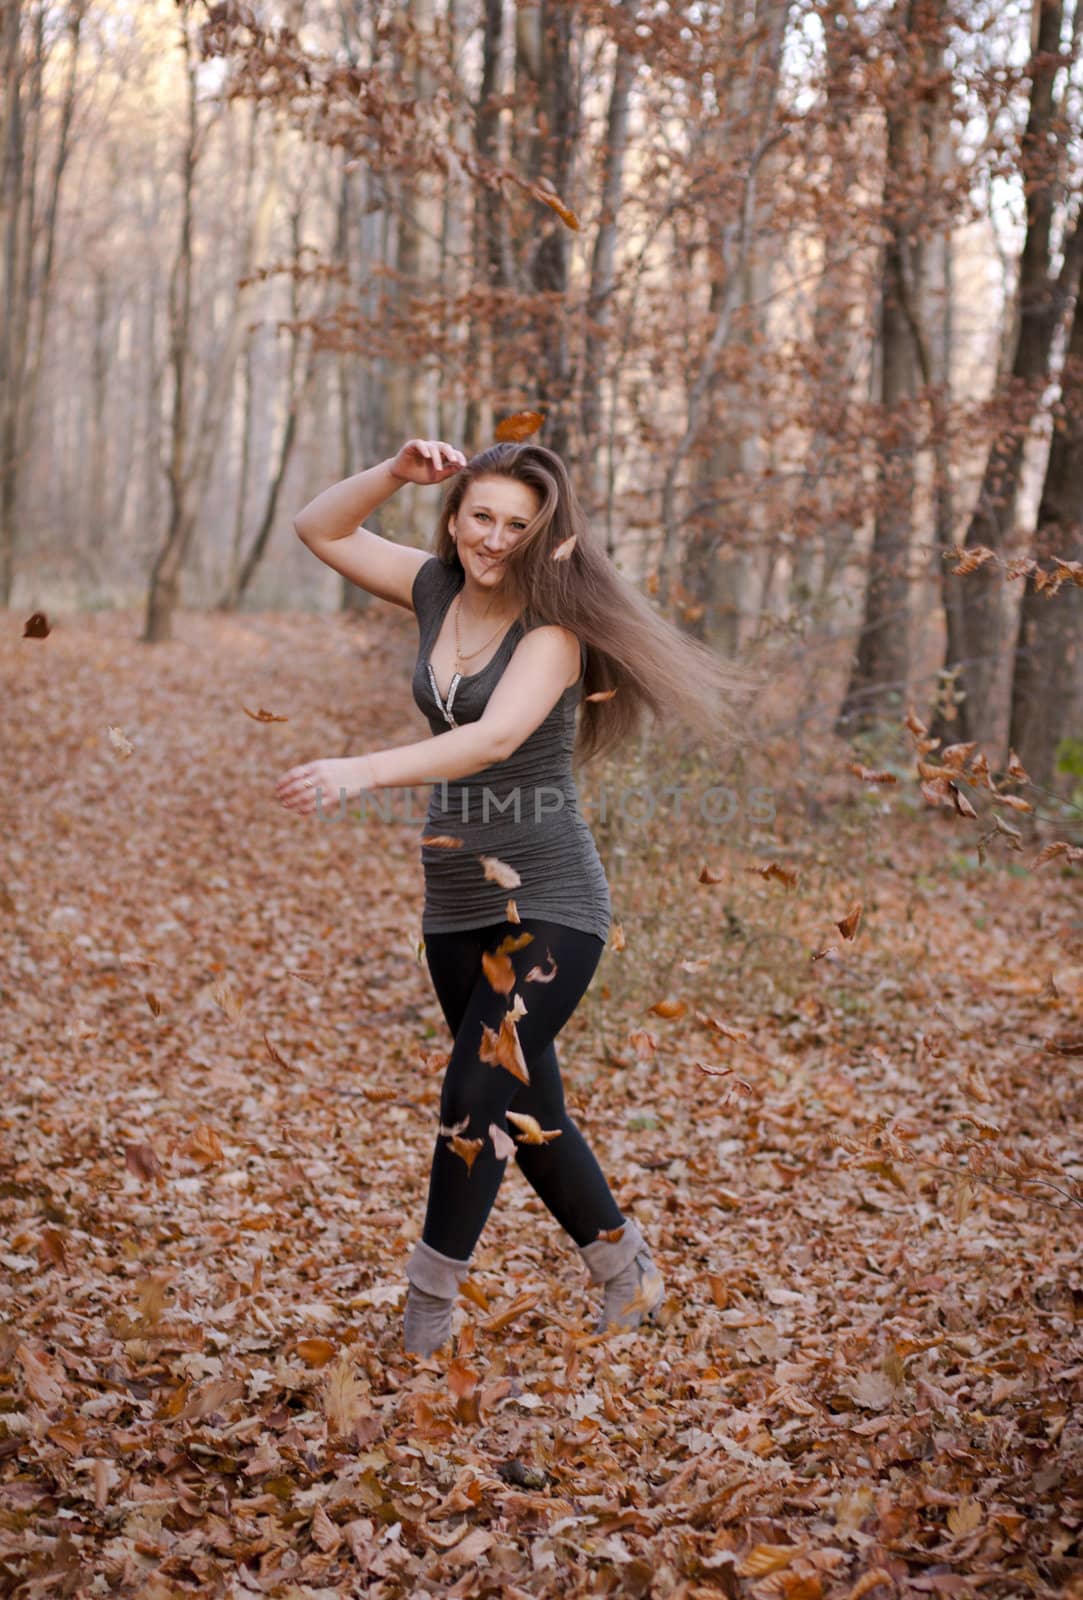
[293,440,466,610]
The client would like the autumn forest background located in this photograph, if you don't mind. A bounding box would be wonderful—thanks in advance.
[2,0,1083,1596]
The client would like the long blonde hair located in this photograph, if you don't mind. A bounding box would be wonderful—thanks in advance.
[435,442,753,765]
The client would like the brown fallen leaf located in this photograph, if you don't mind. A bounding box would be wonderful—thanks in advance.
[699,864,725,883]
[648,997,687,1019]
[610,922,626,950]
[941,742,978,769]
[595,1225,626,1244]
[836,900,862,941]
[738,1542,799,1577]
[505,897,520,922]
[23,611,50,638]
[496,931,534,954]
[296,1337,336,1368]
[421,833,464,848]
[585,687,618,702]
[1006,750,1030,783]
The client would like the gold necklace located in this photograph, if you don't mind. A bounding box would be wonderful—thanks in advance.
[453,591,516,666]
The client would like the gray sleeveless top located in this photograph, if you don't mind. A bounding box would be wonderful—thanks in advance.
[410,555,611,943]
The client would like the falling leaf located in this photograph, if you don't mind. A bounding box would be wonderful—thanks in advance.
[494,410,544,443]
[699,865,725,883]
[481,950,516,993]
[107,725,134,759]
[525,949,557,982]
[811,942,839,962]
[438,1116,470,1138]
[595,1225,626,1244]
[836,901,862,941]
[904,706,928,739]
[610,922,626,950]
[505,898,520,922]
[447,1135,484,1173]
[479,854,521,888]
[529,180,580,230]
[145,991,161,1017]
[949,782,977,818]
[479,1013,530,1084]
[551,534,577,561]
[506,1111,561,1145]
[496,931,534,954]
[23,611,50,638]
[421,834,464,848]
[242,706,289,722]
[489,1122,517,1160]
[447,1359,481,1423]
[585,687,618,702]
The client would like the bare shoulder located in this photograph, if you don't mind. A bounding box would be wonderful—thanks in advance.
[510,622,582,690]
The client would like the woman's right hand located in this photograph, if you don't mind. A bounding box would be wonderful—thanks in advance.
[389,439,467,486]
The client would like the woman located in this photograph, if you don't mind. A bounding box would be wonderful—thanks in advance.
[275,437,744,1358]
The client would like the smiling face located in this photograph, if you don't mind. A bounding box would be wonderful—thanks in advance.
[450,474,540,594]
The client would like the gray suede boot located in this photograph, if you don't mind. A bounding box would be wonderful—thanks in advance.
[403,1239,474,1357]
[578,1217,664,1333]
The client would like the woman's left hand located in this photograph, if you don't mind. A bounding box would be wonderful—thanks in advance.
[275,757,374,815]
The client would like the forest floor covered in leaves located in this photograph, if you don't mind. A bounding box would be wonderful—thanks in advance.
[2,602,1082,1599]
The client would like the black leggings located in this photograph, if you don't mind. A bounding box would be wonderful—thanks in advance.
[420,917,626,1258]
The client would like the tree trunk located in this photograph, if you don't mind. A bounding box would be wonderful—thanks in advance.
[580,0,636,505]
[942,0,1077,742]
[1007,251,1083,787]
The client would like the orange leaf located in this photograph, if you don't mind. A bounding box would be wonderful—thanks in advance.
[481,950,516,994]
[494,410,544,443]
[836,901,862,940]
[448,1135,484,1173]
[648,998,687,1019]
[506,1111,561,1145]
[479,1014,530,1085]
[296,1337,336,1367]
[421,833,464,848]
[585,687,618,702]
[551,534,577,561]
